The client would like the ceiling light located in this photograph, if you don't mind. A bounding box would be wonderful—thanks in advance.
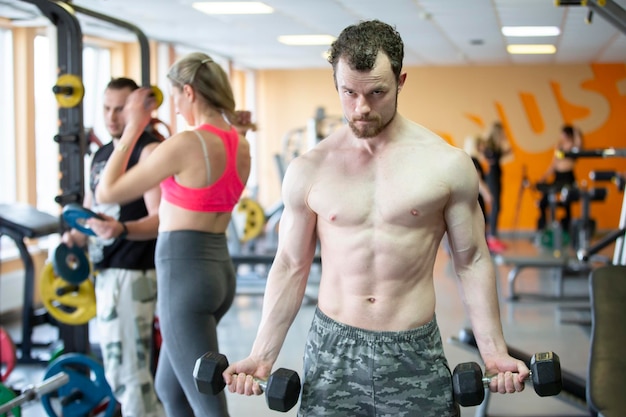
[192,2,273,15]
[278,35,336,46]
[502,26,560,37]
[507,44,557,54]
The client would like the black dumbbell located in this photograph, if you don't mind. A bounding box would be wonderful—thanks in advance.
[452,351,562,406]
[193,351,301,412]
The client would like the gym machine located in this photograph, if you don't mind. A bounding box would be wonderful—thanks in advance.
[556,0,626,36]
[560,148,626,266]
[0,0,90,363]
[494,148,626,301]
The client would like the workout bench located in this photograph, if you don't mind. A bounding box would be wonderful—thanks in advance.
[0,203,59,363]
[493,252,591,301]
[587,265,626,417]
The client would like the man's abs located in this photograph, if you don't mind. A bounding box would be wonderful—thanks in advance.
[317,274,436,332]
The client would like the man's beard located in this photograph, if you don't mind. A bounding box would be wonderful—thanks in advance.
[349,114,393,138]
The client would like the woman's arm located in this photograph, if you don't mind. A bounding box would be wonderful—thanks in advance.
[96,88,178,205]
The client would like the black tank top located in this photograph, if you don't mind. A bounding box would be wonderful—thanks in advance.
[89,132,159,270]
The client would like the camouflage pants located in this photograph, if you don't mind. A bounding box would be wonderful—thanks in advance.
[96,268,164,417]
[299,309,459,417]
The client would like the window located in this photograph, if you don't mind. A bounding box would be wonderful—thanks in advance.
[0,28,16,204]
[82,45,111,144]
[34,35,59,215]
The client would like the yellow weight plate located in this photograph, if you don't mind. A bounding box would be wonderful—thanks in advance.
[53,74,85,108]
[236,198,266,242]
[40,262,96,325]
[151,85,164,108]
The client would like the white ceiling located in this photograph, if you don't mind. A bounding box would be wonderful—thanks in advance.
[3,0,626,70]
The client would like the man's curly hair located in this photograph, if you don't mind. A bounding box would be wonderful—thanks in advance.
[327,20,404,84]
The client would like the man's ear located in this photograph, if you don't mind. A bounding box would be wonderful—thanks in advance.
[397,72,407,92]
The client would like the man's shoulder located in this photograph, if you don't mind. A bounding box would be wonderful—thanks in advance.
[135,131,162,156]
[138,130,162,145]
[93,141,114,161]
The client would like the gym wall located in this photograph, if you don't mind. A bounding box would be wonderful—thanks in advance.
[253,62,626,232]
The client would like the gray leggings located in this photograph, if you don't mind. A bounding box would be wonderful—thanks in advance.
[300,308,459,417]
[154,231,236,417]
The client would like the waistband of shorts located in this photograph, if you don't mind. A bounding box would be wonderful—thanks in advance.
[314,307,438,343]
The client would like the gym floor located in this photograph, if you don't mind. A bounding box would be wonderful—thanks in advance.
[1,234,599,417]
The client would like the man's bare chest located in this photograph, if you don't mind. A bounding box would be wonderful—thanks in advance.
[307,166,449,227]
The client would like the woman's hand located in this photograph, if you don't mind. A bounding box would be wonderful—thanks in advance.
[123,87,157,132]
[232,110,257,135]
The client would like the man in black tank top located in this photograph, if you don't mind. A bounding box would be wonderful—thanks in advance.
[62,78,165,417]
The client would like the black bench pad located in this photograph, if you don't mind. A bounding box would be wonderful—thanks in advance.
[587,265,626,417]
[0,203,58,238]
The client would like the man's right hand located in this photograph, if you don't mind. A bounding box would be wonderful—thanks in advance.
[86,213,126,240]
[223,357,272,396]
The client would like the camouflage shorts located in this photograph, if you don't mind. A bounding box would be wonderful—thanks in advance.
[299,309,459,417]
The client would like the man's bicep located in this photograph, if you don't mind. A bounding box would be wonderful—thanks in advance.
[446,201,479,254]
[445,166,483,258]
[276,161,317,262]
[276,193,317,262]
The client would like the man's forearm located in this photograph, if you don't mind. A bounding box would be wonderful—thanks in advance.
[250,262,310,365]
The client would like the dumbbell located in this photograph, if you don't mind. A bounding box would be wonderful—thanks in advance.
[193,351,301,412]
[452,352,562,406]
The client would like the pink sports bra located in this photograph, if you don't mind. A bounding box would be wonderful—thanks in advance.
[160,124,244,212]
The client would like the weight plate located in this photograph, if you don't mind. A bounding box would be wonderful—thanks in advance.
[0,383,21,417]
[151,85,164,108]
[40,263,96,325]
[0,328,16,383]
[62,203,102,237]
[42,353,116,417]
[53,74,84,108]
[236,198,265,242]
[52,243,90,285]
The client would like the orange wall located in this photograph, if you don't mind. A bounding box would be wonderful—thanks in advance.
[253,63,626,232]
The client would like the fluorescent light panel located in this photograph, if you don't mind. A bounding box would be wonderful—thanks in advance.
[192,2,273,15]
[502,26,560,37]
[507,44,557,54]
[278,35,336,46]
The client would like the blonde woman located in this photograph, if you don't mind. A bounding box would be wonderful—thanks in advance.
[478,122,512,251]
[96,52,252,416]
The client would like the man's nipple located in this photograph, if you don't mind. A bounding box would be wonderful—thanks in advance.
[411,209,420,216]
